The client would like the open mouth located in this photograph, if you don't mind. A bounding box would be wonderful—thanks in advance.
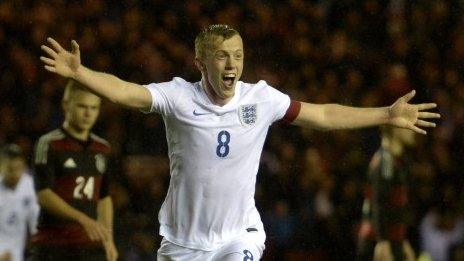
[222,74,236,87]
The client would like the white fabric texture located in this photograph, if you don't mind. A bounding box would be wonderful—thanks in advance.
[144,77,290,251]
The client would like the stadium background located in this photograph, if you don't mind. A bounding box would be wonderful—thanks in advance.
[1,0,463,260]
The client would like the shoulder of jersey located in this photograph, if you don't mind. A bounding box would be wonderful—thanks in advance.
[90,133,111,149]
[240,80,269,89]
[21,172,35,186]
[37,128,65,140]
[172,77,190,86]
[240,80,271,96]
[36,129,66,145]
[169,77,196,96]
[34,129,65,164]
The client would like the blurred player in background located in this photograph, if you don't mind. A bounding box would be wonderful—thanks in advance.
[39,24,439,260]
[358,126,416,261]
[30,81,117,261]
[0,144,40,261]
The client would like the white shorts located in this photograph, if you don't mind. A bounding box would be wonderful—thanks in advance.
[157,225,266,261]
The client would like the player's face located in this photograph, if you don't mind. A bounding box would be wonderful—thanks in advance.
[64,90,101,132]
[0,157,26,182]
[199,35,244,103]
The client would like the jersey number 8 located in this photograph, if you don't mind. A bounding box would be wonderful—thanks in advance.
[216,131,231,157]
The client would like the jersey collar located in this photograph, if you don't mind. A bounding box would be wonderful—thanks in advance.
[197,80,242,111]
[60,127,93,149]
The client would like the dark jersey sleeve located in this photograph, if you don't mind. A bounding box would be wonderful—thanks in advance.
[99,164,110,198]
[98,153,113,199]
[33,137,56,191]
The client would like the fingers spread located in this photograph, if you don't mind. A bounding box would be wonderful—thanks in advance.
[40,56,55,66]
[44,65,56,73]
[87,229,97,241]
[418,112,441,119]
[98,226,109,242]
[41,45,58,58]
[71,40,80,54]
[416,120,436,128]
[403,90,416,102]
[47,37,64,52]
[418,103,437,110]
[410,125,427,135]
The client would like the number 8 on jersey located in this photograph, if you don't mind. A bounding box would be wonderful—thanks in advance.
[216,131,231,157]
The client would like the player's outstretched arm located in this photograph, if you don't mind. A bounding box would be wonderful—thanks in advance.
[40,37,151,110]
[292,90,440,135]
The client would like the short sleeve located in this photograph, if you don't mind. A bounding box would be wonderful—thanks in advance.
[142,77,183,116]
[27,176,40,235]
[265,83,291,123]
[99,157,111,198]
[33,137,56,191]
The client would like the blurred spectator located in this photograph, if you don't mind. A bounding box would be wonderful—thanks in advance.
[420,207,464,261]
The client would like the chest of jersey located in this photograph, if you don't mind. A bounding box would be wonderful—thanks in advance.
[55,151,107,176]
[52,150,106,202]
[167,101,269,159]
[0,186,33,235]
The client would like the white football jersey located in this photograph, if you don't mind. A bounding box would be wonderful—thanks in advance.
[144,77,290,250]
[0,173,40,261]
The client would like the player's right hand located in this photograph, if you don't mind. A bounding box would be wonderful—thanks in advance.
[78,215,110,242]
[40,37,81,79]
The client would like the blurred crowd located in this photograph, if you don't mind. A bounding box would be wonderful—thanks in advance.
[1,0,464,260]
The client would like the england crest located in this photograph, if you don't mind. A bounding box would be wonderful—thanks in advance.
[239,104,257,126]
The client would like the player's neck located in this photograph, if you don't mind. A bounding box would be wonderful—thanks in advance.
[382,137,403,156]
[2,175,19,189]
[62,122,90,142]
[201,78,232,106]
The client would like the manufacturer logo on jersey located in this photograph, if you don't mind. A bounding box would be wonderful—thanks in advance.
[239,104,257,126]
[63,158,77,168]
[193,110,212,116]
[95,154,107,174]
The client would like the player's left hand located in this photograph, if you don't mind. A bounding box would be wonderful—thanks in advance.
[103,238,118,261]
[388,90,440,135]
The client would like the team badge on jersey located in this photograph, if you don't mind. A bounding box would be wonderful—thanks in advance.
[239,104,257,126]
[95,154,107,174]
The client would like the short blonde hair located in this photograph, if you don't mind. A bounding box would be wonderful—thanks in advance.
[195,24,240,59]
[62,80,94,102]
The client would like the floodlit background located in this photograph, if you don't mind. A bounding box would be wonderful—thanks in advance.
[1,0,463,260]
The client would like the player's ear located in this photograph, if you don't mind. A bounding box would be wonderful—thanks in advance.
[61,99,68,112]
[194,58,205,73]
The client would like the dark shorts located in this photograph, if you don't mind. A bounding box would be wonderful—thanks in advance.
[357,240,376,261]
[28,245,106,261]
